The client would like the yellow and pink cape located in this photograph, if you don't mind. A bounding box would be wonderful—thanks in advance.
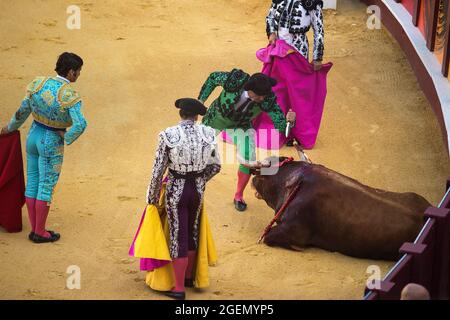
[129,185,217,291]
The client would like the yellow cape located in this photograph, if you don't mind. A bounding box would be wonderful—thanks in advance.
[132,185,217,291]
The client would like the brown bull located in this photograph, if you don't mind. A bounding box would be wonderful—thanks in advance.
[252,157,429,260]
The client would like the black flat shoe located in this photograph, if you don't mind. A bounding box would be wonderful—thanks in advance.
[47,230,60,238]
[32,231,60,243]
[162,291,186,300]
[234,199,247,212]
[185,278,194,288]
[29,230,59,241]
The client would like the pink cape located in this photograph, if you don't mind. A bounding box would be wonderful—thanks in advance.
[252,40,333,149]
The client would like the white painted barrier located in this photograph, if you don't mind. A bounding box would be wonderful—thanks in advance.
[323,0,337,9]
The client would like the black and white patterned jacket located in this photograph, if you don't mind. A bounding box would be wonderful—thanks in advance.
[146,120,221,205]
[266,0,325,61]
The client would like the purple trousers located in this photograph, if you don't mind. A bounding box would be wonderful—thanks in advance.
[170,178,201,258]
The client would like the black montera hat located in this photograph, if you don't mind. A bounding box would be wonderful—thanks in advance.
[243,73,277,96]
[175,98,207,116]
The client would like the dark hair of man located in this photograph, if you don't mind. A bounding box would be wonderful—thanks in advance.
[179,109,197,119]
[243,73,276,96]
[55,52,84,77]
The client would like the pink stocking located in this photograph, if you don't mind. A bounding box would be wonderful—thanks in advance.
[171,257,188,292]
[25,197,37,232]
[234,170,251,202]
[35,200,51,238]
[186,251,197,281]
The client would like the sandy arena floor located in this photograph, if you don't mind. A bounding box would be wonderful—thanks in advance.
[0,0,449,300]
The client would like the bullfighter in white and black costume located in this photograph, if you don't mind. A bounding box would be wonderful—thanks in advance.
[146,98,220,299]
[265,0,325,146]
[266,0,325,63]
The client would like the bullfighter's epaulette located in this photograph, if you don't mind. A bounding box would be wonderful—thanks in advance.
[259,93,277,112]
[224,69,250,93]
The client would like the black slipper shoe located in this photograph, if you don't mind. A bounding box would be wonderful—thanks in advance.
[162,291,186,300]
[46,230,60,238]
[234,199,247,212]
[32,231,60,243]
[30,230,59,239]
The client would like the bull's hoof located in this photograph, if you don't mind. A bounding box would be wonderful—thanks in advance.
[234,199,247,212]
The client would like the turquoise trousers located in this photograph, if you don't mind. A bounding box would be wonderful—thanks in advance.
[25,122,64,202]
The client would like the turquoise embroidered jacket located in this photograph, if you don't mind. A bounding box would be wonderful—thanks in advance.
[198,69,287,133]
[7,76,87,145]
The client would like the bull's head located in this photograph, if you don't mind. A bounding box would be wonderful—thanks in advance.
[252,156,304,210]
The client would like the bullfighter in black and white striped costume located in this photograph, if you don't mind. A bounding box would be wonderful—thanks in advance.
[146,98,220,299]
[266,0,325,64]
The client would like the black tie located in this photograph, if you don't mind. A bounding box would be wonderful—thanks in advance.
[232,98,252,122]
[237,98,252,112]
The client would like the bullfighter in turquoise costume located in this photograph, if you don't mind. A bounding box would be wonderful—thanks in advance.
[198,68,296,212]
[1,52,87,243]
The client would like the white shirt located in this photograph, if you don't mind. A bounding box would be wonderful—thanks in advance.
[56,75,70,83]
[235,91,250,110]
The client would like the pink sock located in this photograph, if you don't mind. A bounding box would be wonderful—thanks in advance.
[35,200,51,238]
[25,197,37,232]
[171,257,188,292]
[234,170,251,202]
[186,251,197,280]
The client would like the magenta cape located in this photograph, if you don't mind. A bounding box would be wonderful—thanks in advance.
[252,40,333,149]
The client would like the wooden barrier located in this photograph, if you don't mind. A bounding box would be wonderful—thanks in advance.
[403,0,449,78]
[359,3,450,298]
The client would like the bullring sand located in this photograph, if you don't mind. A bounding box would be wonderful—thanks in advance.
[0,0,448,299]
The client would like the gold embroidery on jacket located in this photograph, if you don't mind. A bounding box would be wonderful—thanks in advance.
[41,90,55,106]
[25,76,48,98]
[57,84,82,110]
[32,112,72,129]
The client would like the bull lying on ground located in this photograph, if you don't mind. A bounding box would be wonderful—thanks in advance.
[252,157,429,260]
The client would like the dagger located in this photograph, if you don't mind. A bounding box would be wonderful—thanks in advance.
[285,121,293,139]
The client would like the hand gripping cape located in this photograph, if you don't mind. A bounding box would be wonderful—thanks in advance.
[129,183,217,291]
[252,39,333,149]
[0,131,25,232]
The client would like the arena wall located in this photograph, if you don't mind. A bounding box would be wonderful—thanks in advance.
[359,0,450,154]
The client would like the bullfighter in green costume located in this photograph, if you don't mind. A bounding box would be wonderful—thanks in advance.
[198,68,296,212]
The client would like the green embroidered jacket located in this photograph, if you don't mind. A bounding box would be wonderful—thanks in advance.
[198,69,287,133]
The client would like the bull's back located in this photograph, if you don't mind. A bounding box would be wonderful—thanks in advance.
[301,165,427,260]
